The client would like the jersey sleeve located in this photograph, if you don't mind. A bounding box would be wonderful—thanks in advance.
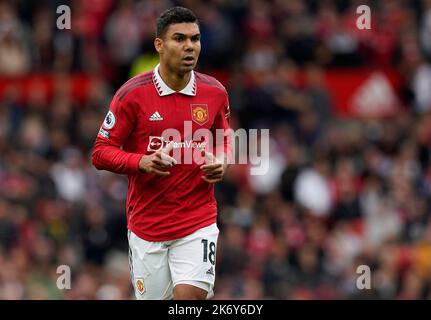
[211,91,233,163]
[91,95,143,174]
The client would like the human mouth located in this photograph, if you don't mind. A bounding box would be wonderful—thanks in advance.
[183,56,195,65]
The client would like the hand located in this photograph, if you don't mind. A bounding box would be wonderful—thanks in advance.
[139,142,177,176]
[200,150,228,184]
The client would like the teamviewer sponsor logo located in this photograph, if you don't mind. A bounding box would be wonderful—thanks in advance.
[146,121,270,175]
[147,136,165,151]
[147,136,206,153]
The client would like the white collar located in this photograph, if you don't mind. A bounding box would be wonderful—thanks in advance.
[153,64,196,96]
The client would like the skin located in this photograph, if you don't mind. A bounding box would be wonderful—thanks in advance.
[173,284,207,300]
[139,22,228,182]
[138,22,229,300]
[154,22,201,90]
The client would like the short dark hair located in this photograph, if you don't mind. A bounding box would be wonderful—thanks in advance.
[156,6,199,38]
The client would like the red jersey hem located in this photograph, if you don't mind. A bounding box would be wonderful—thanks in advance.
[128,216,217,242]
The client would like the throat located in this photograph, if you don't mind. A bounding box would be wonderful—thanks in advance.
[159,65,191,92]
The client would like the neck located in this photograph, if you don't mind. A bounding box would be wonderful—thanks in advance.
[158,64,191,91]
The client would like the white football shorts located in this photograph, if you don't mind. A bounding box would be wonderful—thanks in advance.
[127,223,219,300]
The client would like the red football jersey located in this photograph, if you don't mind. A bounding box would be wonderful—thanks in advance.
[92,64,231,241]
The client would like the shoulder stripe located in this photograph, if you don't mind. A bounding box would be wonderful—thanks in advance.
[117,80,153,101]
[117,72,152,87]
[116,80,153,100]
[117,73,153,95]
[196,79,226,91]
[116,80,153,101]
[195,72,226,91]
[124,72,152,85]
[115,72,153,96]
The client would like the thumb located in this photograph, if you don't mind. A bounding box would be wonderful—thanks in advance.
[201,149,216,164]
[161,141,174,154]
[160,141,177,166]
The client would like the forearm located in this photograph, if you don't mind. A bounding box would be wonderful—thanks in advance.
[92,140,142,175]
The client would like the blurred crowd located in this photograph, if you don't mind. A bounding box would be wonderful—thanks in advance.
[0,0,431,299]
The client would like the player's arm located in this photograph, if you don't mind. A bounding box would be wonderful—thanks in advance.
[91,96,176,176]
[200,91,232,183]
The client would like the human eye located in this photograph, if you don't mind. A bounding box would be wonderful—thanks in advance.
[174,35,185,42]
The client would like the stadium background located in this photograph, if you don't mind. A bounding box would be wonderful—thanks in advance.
[0,0,431,300]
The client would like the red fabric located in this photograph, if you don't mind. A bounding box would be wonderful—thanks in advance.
[92,70,231,241]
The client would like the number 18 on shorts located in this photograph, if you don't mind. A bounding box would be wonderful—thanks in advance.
[128,223,219,300]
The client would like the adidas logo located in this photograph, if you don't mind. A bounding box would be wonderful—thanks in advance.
[206,266,214,276]
[350,72,398,117]
[149,111,163,121]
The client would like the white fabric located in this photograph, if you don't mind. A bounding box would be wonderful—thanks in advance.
[128,223,219,300]
[153,63,196,96]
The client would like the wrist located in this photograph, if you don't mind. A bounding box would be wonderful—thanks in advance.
[138,155,151,173]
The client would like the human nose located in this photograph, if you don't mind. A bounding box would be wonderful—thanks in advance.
[184,39,193,51]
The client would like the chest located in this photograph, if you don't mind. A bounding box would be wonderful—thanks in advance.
[138,93,221,135]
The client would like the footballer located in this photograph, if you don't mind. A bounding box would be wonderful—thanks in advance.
[91,6,231,300]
